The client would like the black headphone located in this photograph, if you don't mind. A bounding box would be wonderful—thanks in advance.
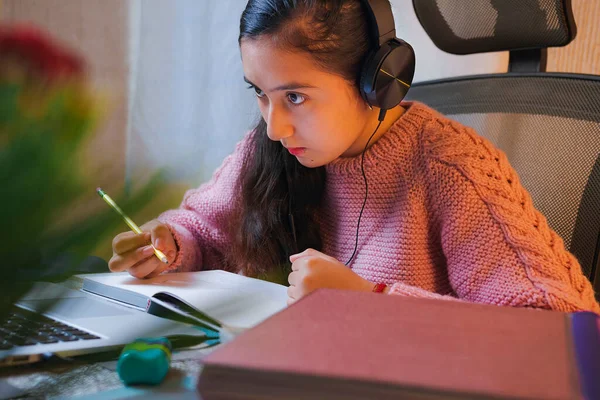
[359,0,416,113]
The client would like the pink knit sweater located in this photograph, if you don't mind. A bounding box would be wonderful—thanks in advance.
[159,102,600,313]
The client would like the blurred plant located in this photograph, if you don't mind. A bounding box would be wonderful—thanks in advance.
[0,24,162,321]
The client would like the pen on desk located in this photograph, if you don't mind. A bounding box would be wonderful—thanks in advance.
[96,187,169,264]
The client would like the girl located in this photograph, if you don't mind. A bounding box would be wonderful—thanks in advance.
[109,0,599,313]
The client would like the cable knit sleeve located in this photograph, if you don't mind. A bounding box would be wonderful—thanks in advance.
[418,118,599,313]
[157,132,254,272]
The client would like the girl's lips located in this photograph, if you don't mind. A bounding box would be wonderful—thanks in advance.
[287,147,306,156]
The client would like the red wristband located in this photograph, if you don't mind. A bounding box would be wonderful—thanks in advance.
[372,283,387,293]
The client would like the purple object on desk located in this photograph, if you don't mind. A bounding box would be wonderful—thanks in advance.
[570,312,600,400]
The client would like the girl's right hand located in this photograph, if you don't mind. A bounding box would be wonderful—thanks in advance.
[108,220,178,279]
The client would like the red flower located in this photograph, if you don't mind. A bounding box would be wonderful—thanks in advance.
[0,24,85,82]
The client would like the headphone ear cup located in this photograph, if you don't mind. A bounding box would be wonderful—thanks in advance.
[366,39,416,111]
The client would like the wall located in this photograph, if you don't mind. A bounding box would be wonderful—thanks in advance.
[547,0,600,74]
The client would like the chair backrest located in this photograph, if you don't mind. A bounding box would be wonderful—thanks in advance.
[406,0,600,298]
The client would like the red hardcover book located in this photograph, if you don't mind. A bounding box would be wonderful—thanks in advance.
[197,289,600,399]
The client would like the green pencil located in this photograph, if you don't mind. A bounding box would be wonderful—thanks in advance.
[96,187,168,264]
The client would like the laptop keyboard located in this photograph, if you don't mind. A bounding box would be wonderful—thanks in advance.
[0,307,100,350]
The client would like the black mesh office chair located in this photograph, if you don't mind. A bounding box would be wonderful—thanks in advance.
[405,0,600,300]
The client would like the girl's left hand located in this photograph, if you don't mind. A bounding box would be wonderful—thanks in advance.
[287,248,374,305]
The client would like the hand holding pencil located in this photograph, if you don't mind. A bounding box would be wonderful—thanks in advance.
[98,188,178,279]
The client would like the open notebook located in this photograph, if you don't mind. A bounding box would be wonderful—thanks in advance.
[76,270,288,331]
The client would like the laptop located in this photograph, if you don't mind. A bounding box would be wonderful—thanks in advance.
[0,282,201,367]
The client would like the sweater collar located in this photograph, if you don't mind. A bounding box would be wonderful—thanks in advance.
[325,101,433,175]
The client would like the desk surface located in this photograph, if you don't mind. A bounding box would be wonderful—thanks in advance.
[1,346,213,399]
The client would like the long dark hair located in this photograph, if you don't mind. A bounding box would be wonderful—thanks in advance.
[232,0,372,279]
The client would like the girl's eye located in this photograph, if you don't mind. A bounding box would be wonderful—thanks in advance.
[255,88,265,98]
[287,93,306,105]
[248,85,265,98]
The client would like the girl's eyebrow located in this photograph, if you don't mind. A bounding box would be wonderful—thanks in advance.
[244,76,317,92]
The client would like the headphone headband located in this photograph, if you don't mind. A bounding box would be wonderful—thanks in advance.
[361,0,397,46]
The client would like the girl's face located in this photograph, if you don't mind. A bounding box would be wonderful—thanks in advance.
[241,38,377,168]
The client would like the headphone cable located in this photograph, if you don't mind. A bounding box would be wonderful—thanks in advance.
[345,109,386,266]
